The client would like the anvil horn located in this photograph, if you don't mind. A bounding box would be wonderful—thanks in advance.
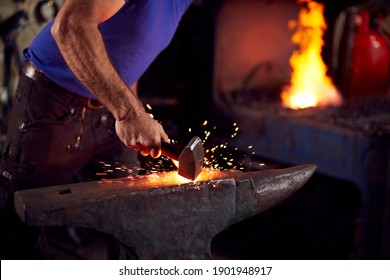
[14,164,316,259]
[225,164,317,222]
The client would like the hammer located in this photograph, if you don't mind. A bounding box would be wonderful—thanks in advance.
[99,115,204,178]
[161,136,204,181]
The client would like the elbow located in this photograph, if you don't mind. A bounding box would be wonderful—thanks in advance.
[51,16,68,45]
[50,12,77,46]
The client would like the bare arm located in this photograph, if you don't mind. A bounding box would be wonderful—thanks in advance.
[51,0,168,157]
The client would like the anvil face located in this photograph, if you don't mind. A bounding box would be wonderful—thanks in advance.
[14,164,316,259]
[98,168,229,191]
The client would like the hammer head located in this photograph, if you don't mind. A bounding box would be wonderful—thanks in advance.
[178,137,204,180]
[161,136,204,180]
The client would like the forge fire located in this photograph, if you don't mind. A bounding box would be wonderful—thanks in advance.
[281,0,343,109]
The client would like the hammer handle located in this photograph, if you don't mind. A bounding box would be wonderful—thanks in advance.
[161,141,182,161]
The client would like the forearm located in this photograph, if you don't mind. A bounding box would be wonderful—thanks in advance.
[49,0,169,157]
[51,2,143,120]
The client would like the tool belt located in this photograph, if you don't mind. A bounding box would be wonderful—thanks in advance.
[22,61,104,109]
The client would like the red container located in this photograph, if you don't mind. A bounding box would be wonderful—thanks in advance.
[347,11,389,98]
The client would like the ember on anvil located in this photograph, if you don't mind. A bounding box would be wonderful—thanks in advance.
[14,164,316,259]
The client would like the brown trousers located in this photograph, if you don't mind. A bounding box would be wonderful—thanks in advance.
[0,72,138,259]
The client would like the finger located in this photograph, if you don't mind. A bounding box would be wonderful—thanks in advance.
[140,148,150,157]
[161,129,170,143]
[150,147,161,159]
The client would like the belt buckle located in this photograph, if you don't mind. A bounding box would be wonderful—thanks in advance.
[87,98,104,109]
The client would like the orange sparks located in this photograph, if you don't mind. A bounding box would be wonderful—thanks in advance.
[281,0,342,109]
[98,118,255,182]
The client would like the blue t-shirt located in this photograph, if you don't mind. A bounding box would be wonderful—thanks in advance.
[23,0,193,99]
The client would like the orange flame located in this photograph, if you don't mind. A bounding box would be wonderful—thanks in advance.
[281,0,342,109]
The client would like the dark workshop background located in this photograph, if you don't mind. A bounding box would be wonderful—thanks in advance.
[0,0,389,260]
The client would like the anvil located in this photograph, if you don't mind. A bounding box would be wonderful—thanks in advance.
[14,164,316,259]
